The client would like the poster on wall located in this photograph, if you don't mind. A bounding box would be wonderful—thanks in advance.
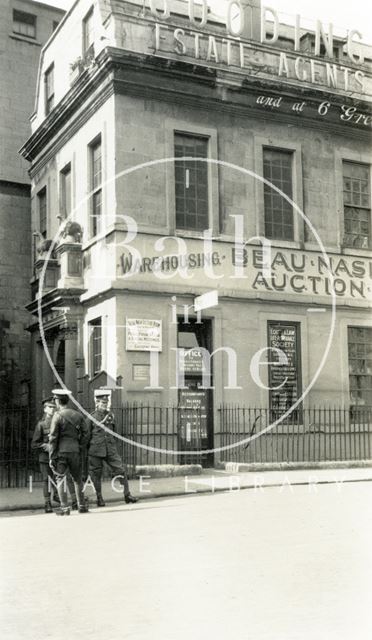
[126,319,162,351]
[267,322,302,414]
[178,389,208,442]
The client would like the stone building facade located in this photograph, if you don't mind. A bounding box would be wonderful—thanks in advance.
[0,0,64,408]
[21,0,372,463]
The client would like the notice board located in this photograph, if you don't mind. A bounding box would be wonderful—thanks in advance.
[267,322,302,413]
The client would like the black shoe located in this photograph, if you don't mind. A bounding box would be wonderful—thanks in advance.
[96,496,106,507]
[124,494,138,504]
[44,501,53,514]
[71,502,78,511]
[78,505,89,513]
[55,507,70,516]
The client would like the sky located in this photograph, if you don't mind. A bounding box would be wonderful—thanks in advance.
[40,0,372,44]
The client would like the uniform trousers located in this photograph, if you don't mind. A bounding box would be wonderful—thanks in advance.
[40,462,77,503]
[54,453,85,509]
[89,449,130,496]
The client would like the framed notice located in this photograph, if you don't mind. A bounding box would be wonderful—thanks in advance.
[178,389,208,441]
[132,364,150,381]
[126,319,162,352]
[267,321,302,413]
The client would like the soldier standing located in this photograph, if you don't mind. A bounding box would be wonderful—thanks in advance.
[31,397,60,513]
[49,388,88,516]
[86,389,137,507]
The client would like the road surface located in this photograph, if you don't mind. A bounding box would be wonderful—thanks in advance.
[1,481,372,640]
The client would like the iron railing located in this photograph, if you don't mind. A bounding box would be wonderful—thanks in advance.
[0,407,33,488]
[1,405,372,488]
[219,406,372,464]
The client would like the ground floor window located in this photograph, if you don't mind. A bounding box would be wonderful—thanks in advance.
[89,318,102,376]
[348,326,372,407]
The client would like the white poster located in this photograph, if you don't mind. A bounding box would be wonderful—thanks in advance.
[126,318,162,351]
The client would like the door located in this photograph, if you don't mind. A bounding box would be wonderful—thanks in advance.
[177,318,214,466]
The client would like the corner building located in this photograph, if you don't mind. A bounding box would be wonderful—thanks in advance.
[21,0,372,466]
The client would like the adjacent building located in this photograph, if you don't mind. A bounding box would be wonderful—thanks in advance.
[21,0,372,465]
[0,0,64,408]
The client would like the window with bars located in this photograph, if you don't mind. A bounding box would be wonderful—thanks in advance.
[38,188,47,238]
[89,137,102,236]
[343,162,371,249]
[89,318,102,376]
[44,65,54,115]
[13,9,36,38]
[60,164,71,219]
[263,148,294,240]
[83,8,94,55]
[174,133,209,232]
[348,326,372,407]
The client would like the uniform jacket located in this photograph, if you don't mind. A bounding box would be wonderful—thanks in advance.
[86,410,118,458]
[49,408,87,460]
[31,416,53,463]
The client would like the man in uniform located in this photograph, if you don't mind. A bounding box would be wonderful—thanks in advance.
[49,388,88,516]
[31,397,60,513]
[32,398,79,513]
[86,389,137,507]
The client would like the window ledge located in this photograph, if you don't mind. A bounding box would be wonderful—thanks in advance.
[341,246,372,258]
[175,229,216,240]
[266,239,303,250]
[9,33,41,46]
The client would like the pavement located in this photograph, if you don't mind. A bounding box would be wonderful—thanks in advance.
[2,465,372,511]
[2,482,372,640]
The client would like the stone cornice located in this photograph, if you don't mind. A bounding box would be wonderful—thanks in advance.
[26,288,85,318]
[21,47,372,172]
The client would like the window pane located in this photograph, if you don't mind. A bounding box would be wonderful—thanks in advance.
[83,8,94,54]
[174,133,209,231]
[13,10,36,38]
[348,327,372,406]
[38,189,47,238]
[263,148,294,240]
[89,319,102,375]
[45,65,54,114]
[89,137,102,236]
[343,161,371,248]
[61,165,71,217]
[92,190,102,236]
[92,141,102,189]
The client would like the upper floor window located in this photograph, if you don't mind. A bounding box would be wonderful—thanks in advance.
[89,136,102,236]
[348,326,372,407]
[13,9,36,39]
[174,133,209,232]
[89,318,102,376]
[60,164,71,219]
[38,188,47,238]
[263,148,294,241]
[343,161,371,249]
[44,64,55,115]
[83,8,94,55]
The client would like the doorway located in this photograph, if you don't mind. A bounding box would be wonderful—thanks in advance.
[177,317,214,467]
